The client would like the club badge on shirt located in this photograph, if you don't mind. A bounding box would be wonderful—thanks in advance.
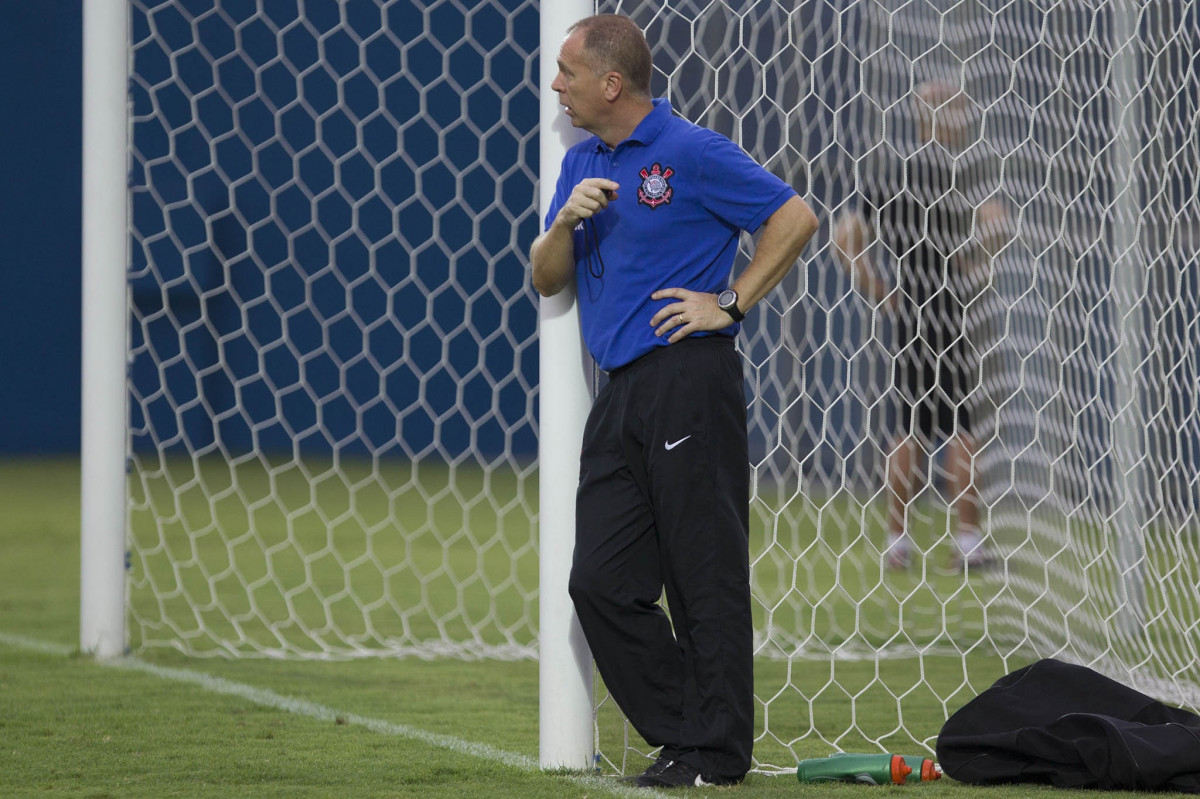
[638,163,674,209]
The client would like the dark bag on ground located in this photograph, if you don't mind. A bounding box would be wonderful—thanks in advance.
[936,658,1200,792]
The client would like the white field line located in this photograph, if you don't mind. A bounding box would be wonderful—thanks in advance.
[0,631,647,799]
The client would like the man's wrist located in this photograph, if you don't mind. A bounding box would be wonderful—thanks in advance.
[552,211,579,232]
[716,288,746,322]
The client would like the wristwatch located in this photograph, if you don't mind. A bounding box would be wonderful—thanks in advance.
[717,289,745,323]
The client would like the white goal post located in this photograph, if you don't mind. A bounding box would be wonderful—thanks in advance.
[81,0,1200,776]
[536,0,595,772]
[79,0,130,660]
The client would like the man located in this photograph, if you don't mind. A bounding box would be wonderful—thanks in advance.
[832,80,1010,571]
[529,13,817,789]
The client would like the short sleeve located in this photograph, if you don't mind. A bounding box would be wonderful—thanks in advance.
[697,134,795,233]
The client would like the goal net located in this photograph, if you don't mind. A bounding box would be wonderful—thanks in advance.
[119,0,1200,774]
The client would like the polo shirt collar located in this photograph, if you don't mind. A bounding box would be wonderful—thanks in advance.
[593,97,673,153]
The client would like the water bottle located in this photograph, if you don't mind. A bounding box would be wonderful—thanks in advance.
[796,752,941,785]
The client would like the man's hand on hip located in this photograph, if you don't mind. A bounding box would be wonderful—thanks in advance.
[650,288,733,344]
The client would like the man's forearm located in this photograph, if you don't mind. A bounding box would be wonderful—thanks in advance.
[529,219,577,297]
[731,195,818,309]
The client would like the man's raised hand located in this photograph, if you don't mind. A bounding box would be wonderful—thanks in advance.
[557,178,619,227]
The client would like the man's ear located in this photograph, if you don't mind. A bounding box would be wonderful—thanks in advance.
[602,71,623,101]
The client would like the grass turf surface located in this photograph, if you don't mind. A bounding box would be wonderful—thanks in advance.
[0,456,1183,797]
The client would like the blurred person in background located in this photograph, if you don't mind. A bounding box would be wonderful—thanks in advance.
[833,80,1011,571]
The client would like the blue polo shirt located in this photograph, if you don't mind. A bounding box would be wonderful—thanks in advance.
[545,99,796,371]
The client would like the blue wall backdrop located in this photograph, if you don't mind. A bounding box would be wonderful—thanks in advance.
[0,2,83,454]
[0,1,542,460]
[1,1,1195,509]
[123,1,541,461]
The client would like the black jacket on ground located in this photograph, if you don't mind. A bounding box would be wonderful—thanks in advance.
[936,658,1200,792]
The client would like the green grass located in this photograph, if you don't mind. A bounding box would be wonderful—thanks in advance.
[0,456,1190,797]
[120,453,1026,765]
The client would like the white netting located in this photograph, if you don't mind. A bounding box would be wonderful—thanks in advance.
[126,0,543,659]
[125,0,1200,773]
[593,0,1200,770]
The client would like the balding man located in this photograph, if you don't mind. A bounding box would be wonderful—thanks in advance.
[531,13,818,789]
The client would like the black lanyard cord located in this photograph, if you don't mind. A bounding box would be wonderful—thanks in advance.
[584,217,605,279]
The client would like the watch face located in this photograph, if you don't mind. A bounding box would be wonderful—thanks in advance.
[718,289,744,321]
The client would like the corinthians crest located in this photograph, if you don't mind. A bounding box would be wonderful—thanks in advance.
[637,163,674,208]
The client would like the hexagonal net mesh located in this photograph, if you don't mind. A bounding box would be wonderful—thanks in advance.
[592,0,1200,770]
[123,0,1200,771]
[126,0,542,660]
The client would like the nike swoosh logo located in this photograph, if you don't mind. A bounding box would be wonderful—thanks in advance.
[664,435,691,450]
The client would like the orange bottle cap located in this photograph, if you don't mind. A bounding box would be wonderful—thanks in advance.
[890,755,913,784]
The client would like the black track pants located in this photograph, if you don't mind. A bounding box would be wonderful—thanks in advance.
[568,336,752,781]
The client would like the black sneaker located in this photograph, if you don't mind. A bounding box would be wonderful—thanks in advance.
[636,759,743,788]
[621,757,674,784]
